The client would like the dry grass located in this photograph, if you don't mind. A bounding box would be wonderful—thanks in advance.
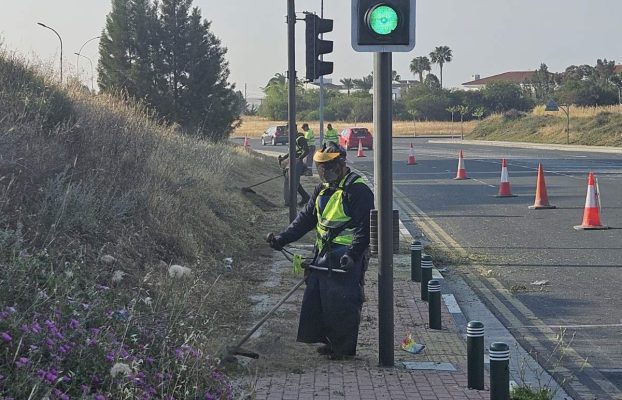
[533,104,622,117]
[234,115,479,138]
[0,51,290,397]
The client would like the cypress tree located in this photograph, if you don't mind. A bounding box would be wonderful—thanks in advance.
[98,0,133,93]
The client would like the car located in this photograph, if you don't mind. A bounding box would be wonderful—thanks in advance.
[338,127,373,150]
[261,125,289,146]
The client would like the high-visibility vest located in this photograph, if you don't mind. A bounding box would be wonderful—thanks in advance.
[324,129,339,145]
[304,128,316,146]
[314,172,366,250]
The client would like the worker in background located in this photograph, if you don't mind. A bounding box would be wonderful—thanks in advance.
[267,142,374,360]
[323,123,339,146]
[278,126,311,207]
[302,123,316,176]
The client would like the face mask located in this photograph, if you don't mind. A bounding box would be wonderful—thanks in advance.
[317,161,343,184]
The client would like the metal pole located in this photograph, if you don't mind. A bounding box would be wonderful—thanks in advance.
[37,23,63,83]
[420,255,433,301]
[410,240,422,282]
[287,0,297,222]
[490,342,511,400]
[428,280,442,330]
[318,0,325,147]
[74,53,94,91]
[374,52,394,367]
[467,321,485,390]
[76,36,101,82]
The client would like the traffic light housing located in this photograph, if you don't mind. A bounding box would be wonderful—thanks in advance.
[351,0,416,52]
[305,14,334,81]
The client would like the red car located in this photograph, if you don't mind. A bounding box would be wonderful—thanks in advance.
[338,127,373,150]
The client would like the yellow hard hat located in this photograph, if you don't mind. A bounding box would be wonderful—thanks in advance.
[313,142,347,163]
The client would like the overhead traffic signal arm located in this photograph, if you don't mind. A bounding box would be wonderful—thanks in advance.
[305,14,334,81]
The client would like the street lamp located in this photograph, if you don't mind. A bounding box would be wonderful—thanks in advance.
[76,36,101,83]
[545,99,570,144]
[74,53,94,91]
[37,22,63,83]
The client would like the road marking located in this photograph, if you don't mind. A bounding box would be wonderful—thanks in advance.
[471,178,497,188]
[442,294,463,314]
[508,323,622,329]
[393,184,622,397]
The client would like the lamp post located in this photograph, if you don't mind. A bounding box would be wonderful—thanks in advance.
[76,36,101,83]
[545,99,570,144]
[74,53,94,91]
[37,22,63,83]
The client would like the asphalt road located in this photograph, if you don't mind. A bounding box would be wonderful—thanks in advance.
[242,136,622,398]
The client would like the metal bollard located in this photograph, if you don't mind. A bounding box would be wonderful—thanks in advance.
[428,279,441,330]
[489,342,510,400]
[420,255,433,301]
[467,321,485,390]
[411,240,422,282]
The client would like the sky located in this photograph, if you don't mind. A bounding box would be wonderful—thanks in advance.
[1,1,621,100]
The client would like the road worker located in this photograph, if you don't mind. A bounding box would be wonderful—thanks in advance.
[279,126,311,207]
[323,123,339,146]
[267,142,374,359]
[301,123,316,176]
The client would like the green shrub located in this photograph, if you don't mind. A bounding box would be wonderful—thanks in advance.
[511,386,553,400]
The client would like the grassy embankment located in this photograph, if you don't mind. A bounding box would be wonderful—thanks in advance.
[0,52,284,398]
[469,105,622,147]
[234,115,478,138]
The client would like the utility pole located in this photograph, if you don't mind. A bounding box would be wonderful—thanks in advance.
[287,0,297,222]
[374,51,394,366]
[37,22,63,84]
[319,0,325,147]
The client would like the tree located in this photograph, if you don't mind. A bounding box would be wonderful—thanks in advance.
[340,78,354,96]
[482,81,533,112]
[354,74,373,93]
[429,46,453,88]
[267,73,287,87]
[409,56,431,83]
[424,73,440,90]
[528,63,556,102]
[472,106,486,120]
[98,0,134,94]
[392,70,401,81]
[98,0,242,140]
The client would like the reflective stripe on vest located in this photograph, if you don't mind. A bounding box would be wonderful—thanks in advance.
[314,173,366,250]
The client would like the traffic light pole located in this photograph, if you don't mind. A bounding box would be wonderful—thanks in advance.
[374,51,394,367]
[287,0,297,222]
[318,0,325,147]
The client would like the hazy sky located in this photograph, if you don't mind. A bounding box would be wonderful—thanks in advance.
[1,1,620,99]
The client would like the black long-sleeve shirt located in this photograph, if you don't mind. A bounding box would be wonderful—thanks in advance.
[278,171,375,261]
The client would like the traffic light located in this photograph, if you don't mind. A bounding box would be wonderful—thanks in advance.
[305,14,334,81]
[351,0,416,52]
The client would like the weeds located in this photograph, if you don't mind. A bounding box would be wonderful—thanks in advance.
[0,50,274,398]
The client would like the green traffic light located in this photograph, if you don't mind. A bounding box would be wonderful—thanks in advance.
[368,5,399,35]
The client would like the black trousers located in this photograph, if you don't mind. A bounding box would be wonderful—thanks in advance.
[283,159,310,206]
[296,254,364,356]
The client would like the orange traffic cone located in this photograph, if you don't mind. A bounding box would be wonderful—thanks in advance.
[496,159,517,197]
[407,143,417,165]
[454,150,468,180]
[357,139,366,157]
[574,172,608,230]
[529,163,556,209]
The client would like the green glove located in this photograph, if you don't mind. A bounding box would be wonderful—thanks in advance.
[292,254,303,275]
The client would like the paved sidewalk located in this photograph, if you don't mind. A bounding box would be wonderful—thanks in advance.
[253,258,489,400]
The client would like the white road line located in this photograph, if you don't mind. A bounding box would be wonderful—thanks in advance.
[442,294,463,314]
[508,323,622,330]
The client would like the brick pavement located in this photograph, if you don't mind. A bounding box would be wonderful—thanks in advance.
[252,258,490,400]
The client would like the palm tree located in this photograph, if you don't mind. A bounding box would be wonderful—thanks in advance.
[409,56,431,83]
[353,74,373,93]
[429,46,453,88]
[266,73,286,87]
[340,78,354,96]
[392,70,401,81]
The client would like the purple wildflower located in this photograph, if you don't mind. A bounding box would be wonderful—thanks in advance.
[69,319,80,330]
[94,394,106,400]
[0,311,8,320]
[0,332,12,343]
[15,357,29,368]
[31,322,42,333]
[6,306,16,314]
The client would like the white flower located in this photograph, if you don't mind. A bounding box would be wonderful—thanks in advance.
[142,297,153,306]
[110,362,132,378]
[112,270,127,283]
[100,255,117,265]
[168,264,192,278]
